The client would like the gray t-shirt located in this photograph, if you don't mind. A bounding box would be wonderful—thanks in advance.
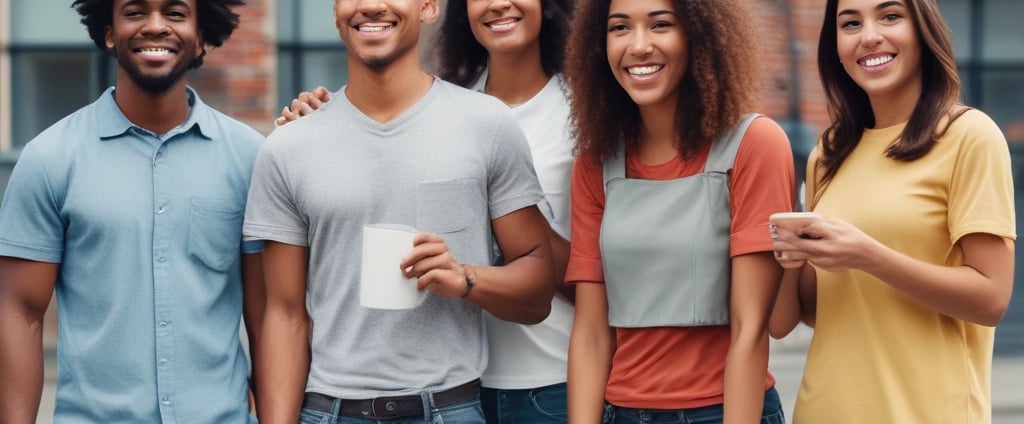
[243,79,543,399]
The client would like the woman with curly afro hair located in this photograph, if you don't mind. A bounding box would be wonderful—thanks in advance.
[562,0,795,422]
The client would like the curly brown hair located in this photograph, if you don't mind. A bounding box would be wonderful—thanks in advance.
[564,0,761,163]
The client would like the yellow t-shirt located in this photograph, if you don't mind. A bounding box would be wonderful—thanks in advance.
[794,109,1016,423]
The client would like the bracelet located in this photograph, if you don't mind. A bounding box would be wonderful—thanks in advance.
[461,267,475,298]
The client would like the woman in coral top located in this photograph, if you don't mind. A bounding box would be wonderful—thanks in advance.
[563,0,795,422]
[770,0,1015,422]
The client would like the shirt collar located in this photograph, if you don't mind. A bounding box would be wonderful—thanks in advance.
[96,86,213,141]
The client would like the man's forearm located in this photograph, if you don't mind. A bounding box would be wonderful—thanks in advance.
[255,310,310,423]
[463,250,554,324]
[0,310,45,423]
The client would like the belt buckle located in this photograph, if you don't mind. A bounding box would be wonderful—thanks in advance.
[371,397,401,417]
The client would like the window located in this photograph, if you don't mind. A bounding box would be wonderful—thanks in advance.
[276,2,349,110]
[941,0,1024,143]
[3,0,113,151]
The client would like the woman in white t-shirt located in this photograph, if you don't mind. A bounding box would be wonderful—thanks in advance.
[436,1,576,422]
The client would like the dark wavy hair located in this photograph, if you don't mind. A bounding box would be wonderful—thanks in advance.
[436,0,575,87]
[71,0,245,69]
[565,0,761,163]
[816,0,965,182]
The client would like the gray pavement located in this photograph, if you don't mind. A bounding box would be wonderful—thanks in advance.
[35,332,1024,423]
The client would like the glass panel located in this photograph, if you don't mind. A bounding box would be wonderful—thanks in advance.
[278,1,345,44]
[299,2,344,43]
[958,67,973,105]
[982,0,1024,62]
[11,51,94,148]
[276,49,348,111]
[11,0,91,44]
[938,0,971,60]
[276,49,297,110]
[302,50,349,94]
[981,69,1024,144]
[276,0,298,43]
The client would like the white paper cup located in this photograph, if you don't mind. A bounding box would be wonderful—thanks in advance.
[360,224,424,310]
[769,212,823,268]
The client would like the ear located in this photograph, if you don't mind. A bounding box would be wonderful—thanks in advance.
[104,26,114,49]
[420,0,439,24]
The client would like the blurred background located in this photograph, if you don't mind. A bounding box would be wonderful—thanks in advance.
[0,0,1021,422]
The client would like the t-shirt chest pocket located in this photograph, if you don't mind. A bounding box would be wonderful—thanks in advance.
[415,179,483,234]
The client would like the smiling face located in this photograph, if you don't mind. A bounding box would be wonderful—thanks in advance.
[105,0,203,94]
[605,0,687,112]
[335,0,438,72]
[466,0,543,57]
[835,0,922,106]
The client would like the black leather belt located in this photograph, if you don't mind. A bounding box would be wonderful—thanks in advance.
[302,379,481,419]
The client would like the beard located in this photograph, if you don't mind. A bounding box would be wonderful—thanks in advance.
[113,44,197,94]
[360,41,415,71]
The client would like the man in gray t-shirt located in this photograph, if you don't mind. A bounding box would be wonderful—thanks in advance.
[242,1,555,423]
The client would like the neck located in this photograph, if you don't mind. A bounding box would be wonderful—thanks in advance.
[113,71,191,135]
[868,77,922,128]
[345,51,434,123]
[484,44,548,107]
[635,102,679,165]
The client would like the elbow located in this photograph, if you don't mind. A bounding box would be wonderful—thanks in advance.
[767,324,791,340]
[515,301,552,325]
[975,286,1012,327]
[976,302,1009,327]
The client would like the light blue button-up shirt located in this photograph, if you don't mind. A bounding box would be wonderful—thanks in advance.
[0,87,263,423]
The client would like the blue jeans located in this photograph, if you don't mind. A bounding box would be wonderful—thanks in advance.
[299,396,485,424]
[481,382,568,423]
[602,387,784,424]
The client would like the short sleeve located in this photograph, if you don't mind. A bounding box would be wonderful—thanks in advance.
[565,155,607,285]
[0,145,65,262]
[242,142,309,246]
[485,113,545,219]
[728,117,797,256]
[947,111,1016,242]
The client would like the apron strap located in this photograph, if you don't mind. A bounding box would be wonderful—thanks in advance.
[704,113,760,173]
[603,113,760,190]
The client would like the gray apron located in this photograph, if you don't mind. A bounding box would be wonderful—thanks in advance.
[600,114,758,327]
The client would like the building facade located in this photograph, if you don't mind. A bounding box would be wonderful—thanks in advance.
[1,1,1022,354]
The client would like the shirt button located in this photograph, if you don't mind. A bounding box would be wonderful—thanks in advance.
[157,207,165,214]
[161,397,170,405]
[159,359,168,366]
[159,321,168,327]
[158,256,166,262]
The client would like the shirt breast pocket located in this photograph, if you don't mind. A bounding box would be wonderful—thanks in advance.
[188,197,244,272]
[416,179,483,234]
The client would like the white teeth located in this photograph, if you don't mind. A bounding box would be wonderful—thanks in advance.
[138,48,170,56]
[627,65,663,76]
[488,20,517,31]
[863,55,894,67]
[358,23,392,32]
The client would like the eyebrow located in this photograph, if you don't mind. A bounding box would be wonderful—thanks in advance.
[837,0,905,17]
[608,9,677,20]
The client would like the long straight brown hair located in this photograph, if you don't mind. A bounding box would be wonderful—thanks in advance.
[816,0,966,182]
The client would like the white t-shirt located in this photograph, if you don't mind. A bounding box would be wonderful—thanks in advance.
[473,72,576,389]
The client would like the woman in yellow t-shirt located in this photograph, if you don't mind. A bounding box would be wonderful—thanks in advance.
[770,0,1015,422]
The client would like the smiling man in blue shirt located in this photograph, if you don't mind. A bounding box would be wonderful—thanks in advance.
[0,0,263,422]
